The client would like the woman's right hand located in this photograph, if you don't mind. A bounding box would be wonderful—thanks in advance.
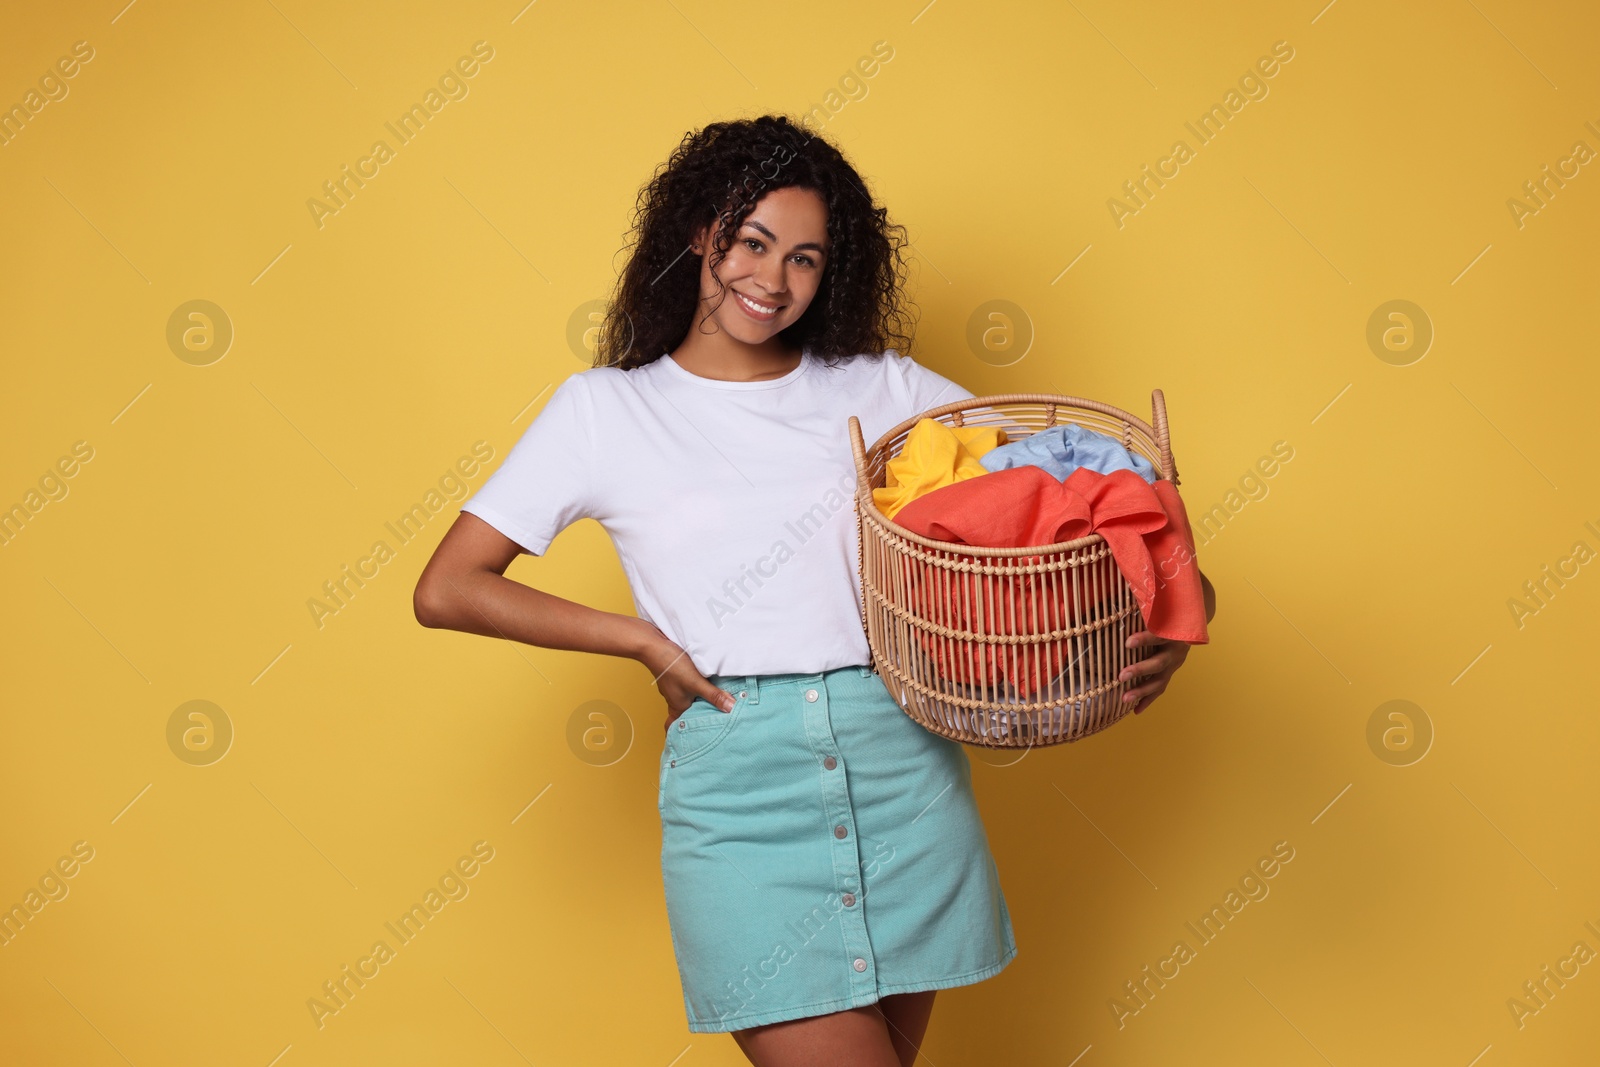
[632,620,737,731]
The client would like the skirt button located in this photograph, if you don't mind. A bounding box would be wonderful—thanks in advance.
[834,825,847,839]
[805,688,819,702]
[823,756,837,770]
[852,958,867,972]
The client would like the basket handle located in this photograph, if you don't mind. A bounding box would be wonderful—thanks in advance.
[1151,388,1178,485]
[849,414,867,487]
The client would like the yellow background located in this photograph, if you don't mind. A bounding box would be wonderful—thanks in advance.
[3,0,1596,1063]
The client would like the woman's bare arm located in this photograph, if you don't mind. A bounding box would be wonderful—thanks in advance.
[412,513,738,718]
[413,512,650,655]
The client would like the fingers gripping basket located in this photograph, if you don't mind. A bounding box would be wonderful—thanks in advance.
[849,390,1179,749]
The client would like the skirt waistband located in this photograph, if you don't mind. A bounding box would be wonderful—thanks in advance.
[705,664,876,705]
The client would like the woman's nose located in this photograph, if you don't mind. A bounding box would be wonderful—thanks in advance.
[754,260,786,295]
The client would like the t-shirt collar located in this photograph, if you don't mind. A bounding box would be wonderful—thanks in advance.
[658,345,812,390]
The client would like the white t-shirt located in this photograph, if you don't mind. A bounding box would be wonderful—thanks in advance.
[459,348,975,676]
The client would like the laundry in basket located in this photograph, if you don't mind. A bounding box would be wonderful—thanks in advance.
[851,390,1205,747]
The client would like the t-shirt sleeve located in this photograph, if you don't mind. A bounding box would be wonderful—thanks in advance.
[459,374,597,556]
[889,350,976,416]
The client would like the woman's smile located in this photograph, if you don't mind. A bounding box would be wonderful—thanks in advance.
[733,290,783,321]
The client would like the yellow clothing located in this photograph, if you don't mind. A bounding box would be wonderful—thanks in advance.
[873,419,1007,520]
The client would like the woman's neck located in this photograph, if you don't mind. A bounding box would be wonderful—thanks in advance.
[668,336,804,382]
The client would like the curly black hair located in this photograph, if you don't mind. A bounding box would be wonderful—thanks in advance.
[593,113,916,370]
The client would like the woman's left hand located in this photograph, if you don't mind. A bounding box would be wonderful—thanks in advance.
[1120,570,1215,715]
[1119,631,1192,715]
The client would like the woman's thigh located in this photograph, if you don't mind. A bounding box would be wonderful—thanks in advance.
[880,991,937,1065]
[729,992,936,1067]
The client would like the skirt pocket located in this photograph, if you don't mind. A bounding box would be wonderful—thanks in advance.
[660,695,745,819]
[664,696,743,766]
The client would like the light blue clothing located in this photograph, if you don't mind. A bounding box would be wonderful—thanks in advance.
[659,664,1018,1033]
[978,422,1157,483]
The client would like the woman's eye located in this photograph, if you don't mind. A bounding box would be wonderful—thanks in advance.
[742,237,815,268]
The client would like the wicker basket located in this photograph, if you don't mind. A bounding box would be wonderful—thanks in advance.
[849,390,1180,749]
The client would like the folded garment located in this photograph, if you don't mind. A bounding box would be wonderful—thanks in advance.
[891,465,1209,695]
[979,422,1157,483]
[872,418,1008,520]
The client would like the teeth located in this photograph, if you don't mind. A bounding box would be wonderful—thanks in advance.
[737,292,779,315]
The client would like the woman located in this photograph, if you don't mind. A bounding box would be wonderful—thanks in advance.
[415,114,1215,1065]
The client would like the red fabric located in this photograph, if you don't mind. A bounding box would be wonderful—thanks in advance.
[890,466,1208,694]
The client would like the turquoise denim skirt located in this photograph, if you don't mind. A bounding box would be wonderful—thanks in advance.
[657,663,1018,1033]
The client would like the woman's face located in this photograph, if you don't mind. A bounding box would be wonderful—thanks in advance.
[691,185,830,345]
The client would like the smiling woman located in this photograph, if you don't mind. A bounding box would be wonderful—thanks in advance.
[593,115,915,380]
[416,114,1033,1067]
[674,183,832,374]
